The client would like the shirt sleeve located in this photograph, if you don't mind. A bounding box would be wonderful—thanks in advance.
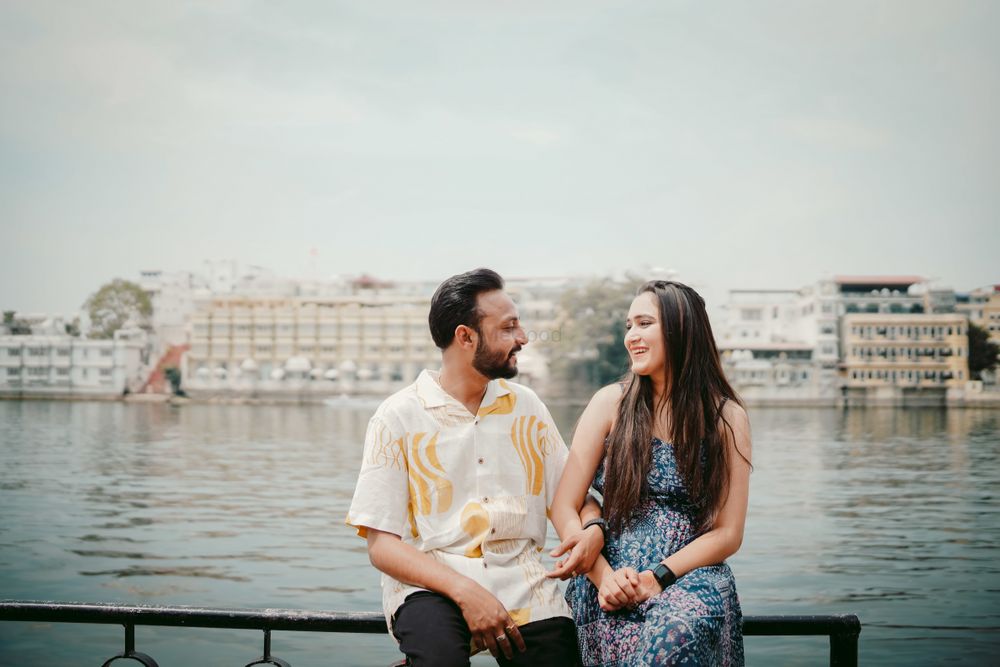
[541,403,569,512]
[345,414,410,539]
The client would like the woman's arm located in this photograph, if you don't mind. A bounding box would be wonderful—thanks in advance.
[546,384,619,580]
[633,401,752,600]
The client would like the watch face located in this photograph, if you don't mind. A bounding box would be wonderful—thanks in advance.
[654,564,675,586]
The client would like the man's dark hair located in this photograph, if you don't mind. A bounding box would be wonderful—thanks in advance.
[428,268,505,349]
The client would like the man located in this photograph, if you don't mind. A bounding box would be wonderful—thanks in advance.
[346,268,598,666]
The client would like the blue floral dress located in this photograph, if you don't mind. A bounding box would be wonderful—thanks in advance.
[565,438,744,666]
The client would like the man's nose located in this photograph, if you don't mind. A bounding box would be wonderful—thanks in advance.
[516,327,528,345]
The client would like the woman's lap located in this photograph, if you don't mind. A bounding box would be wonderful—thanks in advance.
[568,564,743,666]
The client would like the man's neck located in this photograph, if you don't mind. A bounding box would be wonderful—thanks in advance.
[438,359,490,416]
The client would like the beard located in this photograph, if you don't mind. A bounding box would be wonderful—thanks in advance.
[473,336,521,380]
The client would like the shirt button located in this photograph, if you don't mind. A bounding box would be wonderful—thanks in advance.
[478,457,485,465]
[482,497,489,504]
[491,528,496,534]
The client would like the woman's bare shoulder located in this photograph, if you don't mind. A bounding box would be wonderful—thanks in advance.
[720,399,748,427]
[591,383,625,408]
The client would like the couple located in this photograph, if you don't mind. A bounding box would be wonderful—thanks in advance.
[346,269,751,666]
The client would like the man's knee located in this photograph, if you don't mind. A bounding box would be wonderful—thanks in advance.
[392,592,472,667]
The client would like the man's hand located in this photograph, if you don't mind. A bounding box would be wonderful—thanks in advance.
[597,567,641,612]
[452,578,526,660]
[547,524,605,580]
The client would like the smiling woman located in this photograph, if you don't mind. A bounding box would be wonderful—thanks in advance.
[549,280,751,666]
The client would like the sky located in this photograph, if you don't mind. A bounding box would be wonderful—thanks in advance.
[2,0,999,315]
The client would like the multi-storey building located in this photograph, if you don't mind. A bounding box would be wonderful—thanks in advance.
[841,313,969,389]
[138,270,209,348]
[957,285,1000,345]
[717,283,840,401]
[182,291,441,397]
[0,328,151,398]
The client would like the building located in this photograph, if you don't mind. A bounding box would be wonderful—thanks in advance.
[717,275,986,404]
[138,269,208,348]
[957,285,1000,345]
[0,328,152,399]
[841,313,969,398]
[717,284,840,402]
[181,289,442,398]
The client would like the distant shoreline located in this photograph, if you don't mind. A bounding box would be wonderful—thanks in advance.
[2,393,999,408]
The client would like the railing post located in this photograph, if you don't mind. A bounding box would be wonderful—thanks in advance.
[245,628,291,667]
[99,623,159,667]
[829,617,860,667]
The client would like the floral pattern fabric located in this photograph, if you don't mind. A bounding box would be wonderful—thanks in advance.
[565,438,744,666]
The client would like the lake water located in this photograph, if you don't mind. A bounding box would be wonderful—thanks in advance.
[1,400,998,665]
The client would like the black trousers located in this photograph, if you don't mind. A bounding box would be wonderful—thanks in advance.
[391,591,582,667]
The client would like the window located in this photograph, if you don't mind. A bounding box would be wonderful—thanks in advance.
[27,367,47,377]
[7,367,21,375]
[99,369,112,377]
[100,349,113,357]
[56,368,69,376]
[56,348,70,356]
[7,348,21,356]
[27,347,46,356]
[740,309,762,321]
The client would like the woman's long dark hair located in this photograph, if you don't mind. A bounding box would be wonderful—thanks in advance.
[602,280,747,533]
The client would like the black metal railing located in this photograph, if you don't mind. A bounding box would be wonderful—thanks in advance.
[0,600,861,666]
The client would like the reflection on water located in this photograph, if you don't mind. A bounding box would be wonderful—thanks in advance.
[1,402,999,665]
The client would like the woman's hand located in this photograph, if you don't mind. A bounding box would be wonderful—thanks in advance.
[546,525,604,580]
[597,567,641,612]
[631,569,664,604]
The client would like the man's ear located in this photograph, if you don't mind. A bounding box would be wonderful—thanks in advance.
[454,324,477,349]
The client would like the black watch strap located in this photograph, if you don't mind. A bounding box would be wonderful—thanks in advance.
[652,562,677,589]
[582,517,607,540]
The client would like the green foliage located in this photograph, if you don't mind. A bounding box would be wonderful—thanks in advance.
[64,317,81,337]
[545,277,641,399]
[968,322,999,379]
[164,367,184,396]
[84,279,152,339]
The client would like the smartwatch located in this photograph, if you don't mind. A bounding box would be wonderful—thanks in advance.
[652,562,677,590]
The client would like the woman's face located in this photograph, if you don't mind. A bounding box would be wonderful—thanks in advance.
[624,291,666,377]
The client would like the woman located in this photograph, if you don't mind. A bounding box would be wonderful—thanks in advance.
[549,280,751,666]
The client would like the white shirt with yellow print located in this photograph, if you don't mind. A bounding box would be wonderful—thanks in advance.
[346,369,572,632]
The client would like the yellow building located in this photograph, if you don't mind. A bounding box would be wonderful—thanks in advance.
[183,293,440,394]
[842,313,969,388]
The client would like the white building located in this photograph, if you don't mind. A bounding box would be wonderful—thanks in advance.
[718,284,840,402]
[0,329,152,399]
[138,270,208,348]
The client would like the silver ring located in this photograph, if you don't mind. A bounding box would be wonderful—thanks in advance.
[496,633,508,642]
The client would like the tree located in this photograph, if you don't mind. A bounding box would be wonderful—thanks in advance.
[64,317,81,337]
[164,367,186,396]
[544,277,640,399]
[968,322,999,380]
[84,279,152,339]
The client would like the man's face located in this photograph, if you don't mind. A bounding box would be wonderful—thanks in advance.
[471,290,528,380]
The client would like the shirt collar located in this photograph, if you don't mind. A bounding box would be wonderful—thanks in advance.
[416,369,512,412]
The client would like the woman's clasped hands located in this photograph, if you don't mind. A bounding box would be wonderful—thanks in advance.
[596,567,663,612]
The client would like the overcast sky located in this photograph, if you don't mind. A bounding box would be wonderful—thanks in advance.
[2,0,998,315]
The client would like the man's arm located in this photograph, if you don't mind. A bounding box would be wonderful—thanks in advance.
[366,529,526,660]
